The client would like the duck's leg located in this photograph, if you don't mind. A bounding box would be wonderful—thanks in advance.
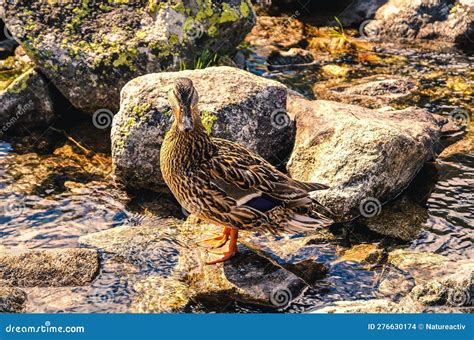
[206,228,238,265]
[197,226,231,249]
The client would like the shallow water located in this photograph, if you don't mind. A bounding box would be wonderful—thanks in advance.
[0,39,472,313]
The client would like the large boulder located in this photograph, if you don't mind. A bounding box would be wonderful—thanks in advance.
[0,248,100,287]
[0,286,27,313]
[112,66,293,191]
[1,0,256,114]
[287,96,442,222]
[0,68,56,136]
[364,0,473,52]
[80,216,313,312]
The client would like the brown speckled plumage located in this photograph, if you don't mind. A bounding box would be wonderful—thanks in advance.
[160,77,333,236]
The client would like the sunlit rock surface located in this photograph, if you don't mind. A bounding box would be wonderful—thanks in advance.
[365,0,473,52]
[112,66,293,191]
[0,248,100,287]
[1,0,255,114]
[287,96,442,223]
[313,75,418,109]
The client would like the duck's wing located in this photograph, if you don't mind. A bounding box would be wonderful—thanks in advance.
[205,138,328,209]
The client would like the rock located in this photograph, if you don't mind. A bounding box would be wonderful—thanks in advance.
[79,217,182,275]
[359,196,428,240]
[387,249,471,284]
[0,68,56,136]
[267,48,314,67]
[313,76,417,109]
[338,0,387,26]
[364,0,473,52]
[312,298,421,313]
[245,16,305,49]
[187,216,330,285]
[410,261,474,307]
[334,243,385,266]
[112,66,293,191]
[132,276,191,313]
[286,96,441,222]
[0,39,17,59]
[2,0,256,114]
[0,286,27,313]
[321,64,350,78]
[0,248,100,287]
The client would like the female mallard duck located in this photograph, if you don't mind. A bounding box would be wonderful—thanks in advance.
[160,78,332,264]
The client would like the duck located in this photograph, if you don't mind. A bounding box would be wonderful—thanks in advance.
[160,77,333,264]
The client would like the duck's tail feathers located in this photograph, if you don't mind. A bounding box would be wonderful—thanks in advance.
[283,212,333,233]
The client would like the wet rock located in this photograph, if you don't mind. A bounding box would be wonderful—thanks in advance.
[312,298,421,313]
[387,249,471,284]
[313,75,417,109]
[334,243,385,266]
[0,39,17,59]
[287,96,441,222]
[112,66,293,191]
[267,48,314,67]
[126,216,311,312]
[2,1,256,114]
[79,217,182,275]
[245,16,305,49]
[0,286,27,313]
[0,68,56,136]
[359,196,428,240]
[0,248,100,287]
[338,0,387,26]
[365,0,473,52]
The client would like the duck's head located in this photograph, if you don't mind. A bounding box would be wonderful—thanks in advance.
[168,77,200,133]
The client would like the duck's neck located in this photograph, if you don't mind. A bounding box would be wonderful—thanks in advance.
[165,122,215,169]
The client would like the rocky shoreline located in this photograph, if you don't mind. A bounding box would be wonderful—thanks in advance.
[0,0,472,313]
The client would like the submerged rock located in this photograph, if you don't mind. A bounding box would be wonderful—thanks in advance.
[364,0,473,52]
[0,286,27,313]
[409,261,473,307]
[2,0,256,114]
[287,96,441,222]
[313,76,417,109]
[0,68,56,136]
[79,217,182,275]
[84,216,320,311]
[312,298,421,313]
[0,248,100,287]
[267,48,315,67]
[112,66,293,191]
[359,196,428,240]
[245,16,305,49]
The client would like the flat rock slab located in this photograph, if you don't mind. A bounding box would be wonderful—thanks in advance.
[79,217,182,275]
[112,66,293,190]
[0,248,100,287]
[0,68,56,135]
[2,1,255,114]
[313,76,417,109]
[0,286,27,313]
[287,96,441,223]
